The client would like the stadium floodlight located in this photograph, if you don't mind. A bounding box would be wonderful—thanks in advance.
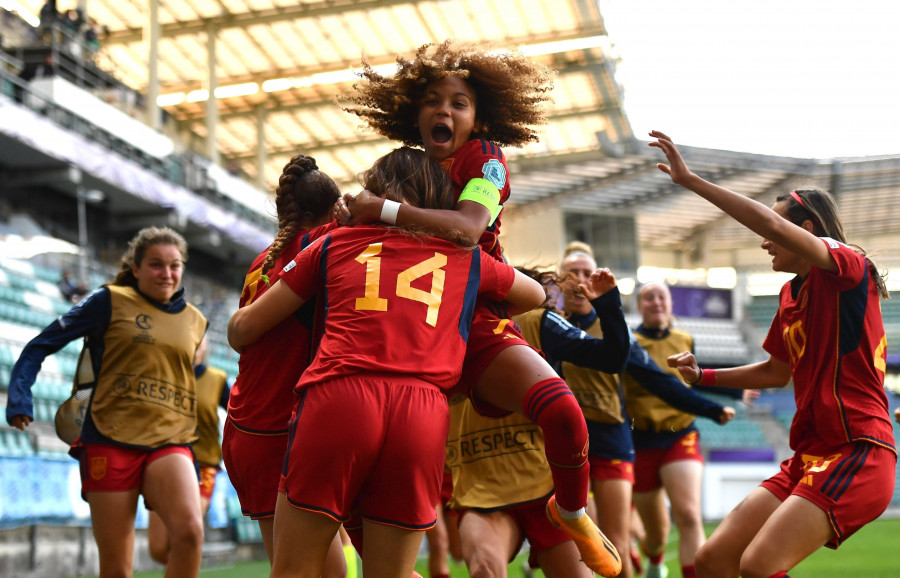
[186,89,209,103]
[157,92,186,107]
[706,267,737,289]
[215,82,259,99]
[617,277,636,296]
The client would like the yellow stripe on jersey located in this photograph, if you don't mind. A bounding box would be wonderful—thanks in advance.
[242,268,263,304]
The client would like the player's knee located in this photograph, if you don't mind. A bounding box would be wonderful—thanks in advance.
[148,540,170,565]
[167,515,205,551]
[738,550,778,578]
[670,505,702,530]
[694,542,736,578]
[465,548,507,578]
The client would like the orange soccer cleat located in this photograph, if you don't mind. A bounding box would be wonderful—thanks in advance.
[546,495,622,577]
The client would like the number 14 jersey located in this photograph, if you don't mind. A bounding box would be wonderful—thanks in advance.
[280,225,516,391]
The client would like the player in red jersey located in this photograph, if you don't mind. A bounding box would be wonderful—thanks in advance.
[221,154,347,575]
[336,41,621,576]
[652,131,895,578]
[228,147,546,578]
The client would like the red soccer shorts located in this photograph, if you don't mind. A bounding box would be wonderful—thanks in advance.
[633,430,704,492]
[457,494,570,568]
[199,466,218,501]
[78,444,194,505]
[453,301,533,417]
[589,456,635,483]
[222,418,287,519]
[761,440,896,548]
[279,374,449,530]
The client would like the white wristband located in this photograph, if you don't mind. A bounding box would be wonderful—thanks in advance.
[380,199,401,225]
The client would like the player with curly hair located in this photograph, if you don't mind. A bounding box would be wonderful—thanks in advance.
[335,41,621,577]
[229,146,546,578]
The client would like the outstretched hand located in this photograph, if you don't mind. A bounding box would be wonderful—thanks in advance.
[648,130,694,186]
[578,268,616,300]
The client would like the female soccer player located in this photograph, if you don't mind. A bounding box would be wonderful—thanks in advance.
[557,244,735,578]
[7,226,208,578]
[448,265,629,578]
[621,281,733,578]
[229,147,546,578]
[651,130,895,578]
[337,41,620,576]
[221,154,346,574]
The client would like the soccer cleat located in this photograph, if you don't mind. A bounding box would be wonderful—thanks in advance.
[546,495,622,577]
[412,573,423,578]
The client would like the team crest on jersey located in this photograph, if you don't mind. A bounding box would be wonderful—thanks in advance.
[823,236,842,249]
[91,456,107,480]
[481,159,506,190]
[135,314,153,330]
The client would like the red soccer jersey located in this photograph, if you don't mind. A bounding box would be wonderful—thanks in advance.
[228,230,323,433]
[279,225,516,390]
[763,238,894,453]
[440,138,511,260]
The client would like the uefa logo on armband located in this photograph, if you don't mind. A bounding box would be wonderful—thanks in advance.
[481,159,506,190]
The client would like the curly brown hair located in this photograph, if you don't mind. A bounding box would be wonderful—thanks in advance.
[262,155,340,275]
[341,40,554,148]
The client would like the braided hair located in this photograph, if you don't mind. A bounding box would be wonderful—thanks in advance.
[262,155,340,275]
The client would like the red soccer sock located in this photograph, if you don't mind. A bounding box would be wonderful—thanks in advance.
[630,548,643,575]
[644,550,664,566]
[682,565,696,578]
[767,573,790,578]
[521,377,589,512]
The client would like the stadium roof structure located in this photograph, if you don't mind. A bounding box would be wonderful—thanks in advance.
[8,0,900,266]
[64,0,635,189]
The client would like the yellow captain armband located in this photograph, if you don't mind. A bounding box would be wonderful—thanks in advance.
[458,178,502,226]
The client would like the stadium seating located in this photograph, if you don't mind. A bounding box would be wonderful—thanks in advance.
[692,391,771,453]
[743,294,780,330]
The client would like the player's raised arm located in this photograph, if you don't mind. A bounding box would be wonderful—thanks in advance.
[649,130,835,272]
